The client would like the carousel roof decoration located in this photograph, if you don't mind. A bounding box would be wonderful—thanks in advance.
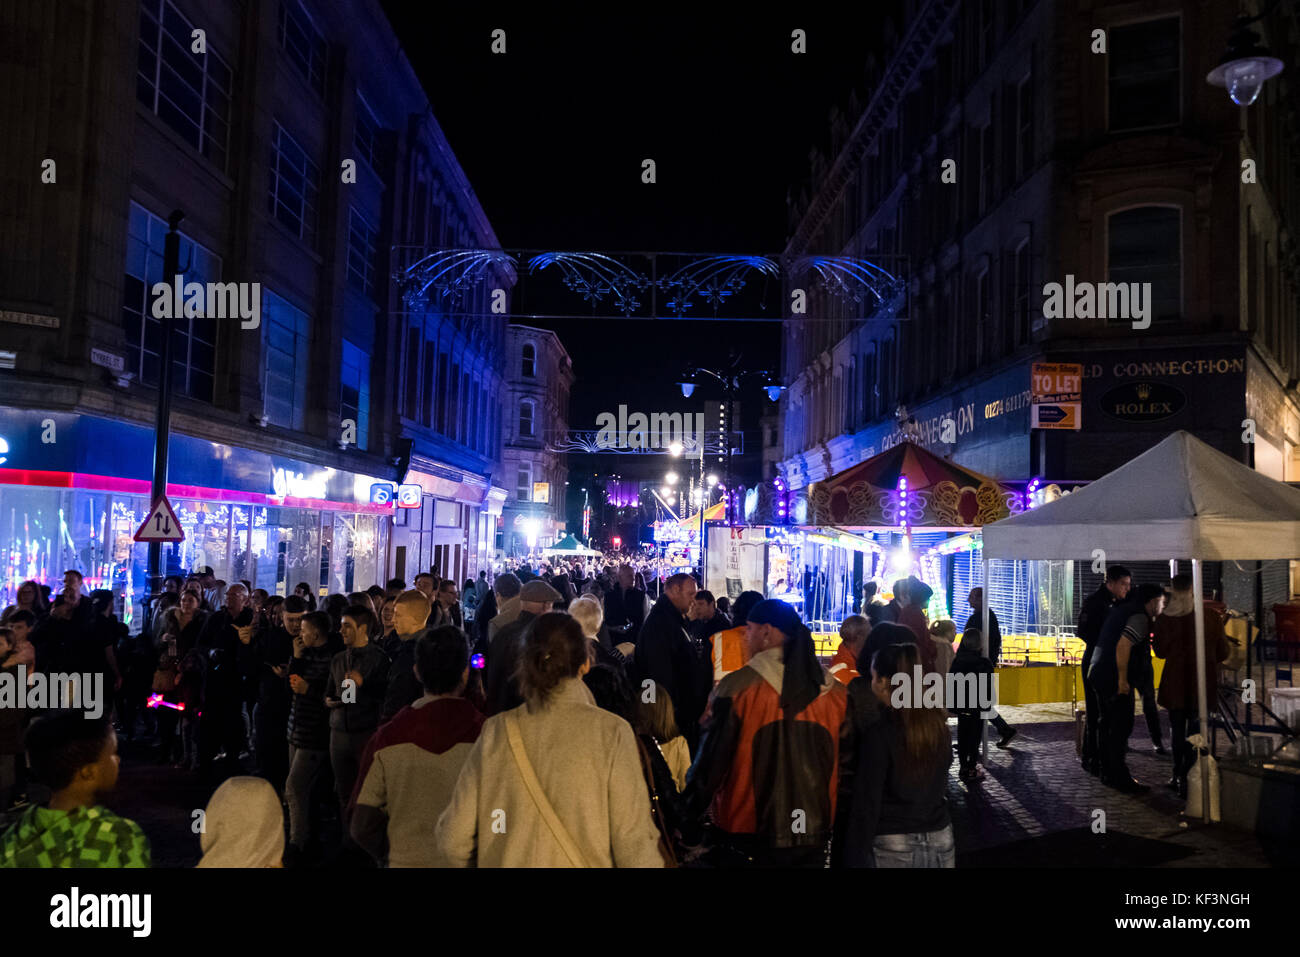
[807,441,1024,529]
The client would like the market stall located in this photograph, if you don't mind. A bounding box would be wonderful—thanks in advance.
[982,430,1300,821]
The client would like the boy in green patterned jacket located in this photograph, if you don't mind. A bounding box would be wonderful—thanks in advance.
[0,710,150,867]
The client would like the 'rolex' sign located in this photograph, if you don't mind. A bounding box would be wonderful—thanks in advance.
[1100,381,1186,422]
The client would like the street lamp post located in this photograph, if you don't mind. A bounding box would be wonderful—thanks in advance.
[141,210,184,631]
[678,360,784,527]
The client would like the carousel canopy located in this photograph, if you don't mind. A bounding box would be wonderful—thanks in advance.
[542,534,602,556]
[982,430,1300,561]
[807,440,1016,528]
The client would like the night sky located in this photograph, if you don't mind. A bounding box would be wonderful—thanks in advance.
[379,6,895,488]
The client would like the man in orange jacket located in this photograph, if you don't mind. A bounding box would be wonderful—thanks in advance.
[685,598,847,867]
[828,614,869,685]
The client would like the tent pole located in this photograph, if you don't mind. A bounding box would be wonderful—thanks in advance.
[1192,559,1210,825]
[981,556,991,760]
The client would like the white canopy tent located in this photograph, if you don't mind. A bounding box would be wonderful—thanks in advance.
[980,430,1300,821]
[542,534,603,558]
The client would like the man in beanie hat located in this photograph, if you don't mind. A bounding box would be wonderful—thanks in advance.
[683,599,847,867]
[484,579,560,716]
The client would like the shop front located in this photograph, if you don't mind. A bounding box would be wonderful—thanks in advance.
[0,409,392,630]
[389,457,505,585]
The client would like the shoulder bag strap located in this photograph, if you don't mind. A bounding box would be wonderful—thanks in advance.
[504,711,591,868]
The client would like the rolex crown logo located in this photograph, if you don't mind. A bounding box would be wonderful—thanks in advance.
[1136,383,1150,400]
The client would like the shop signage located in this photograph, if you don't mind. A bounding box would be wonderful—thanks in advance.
[1100,381,1187,423]
[271,467,328,500]
[1030,362,1082,431]
[133,495,185,543]
[397,484,422,508]
[369,483,396,506]
[532,482,550,504]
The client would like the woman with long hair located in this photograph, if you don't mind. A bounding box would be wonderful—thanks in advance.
[293,582,317,611]
[837,642,954,868]
[436,612,664,868]
[2,580,48,622]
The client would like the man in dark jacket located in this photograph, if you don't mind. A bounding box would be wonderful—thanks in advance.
[604,564,646,645]
[325,605,390,841]
[1089,583,1166,793]
[964,588,1016,748]
[484,580,560,716]
[286,610,334,860]
[1076,565,1131,775]
[250,594,300,794]
[380,590,432,723]
[637,573,702,749]
[196,583,255,781]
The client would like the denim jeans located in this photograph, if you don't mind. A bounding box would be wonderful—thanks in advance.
[870,825,955,868]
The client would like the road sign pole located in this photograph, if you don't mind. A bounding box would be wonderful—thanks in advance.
[142,211,184,633]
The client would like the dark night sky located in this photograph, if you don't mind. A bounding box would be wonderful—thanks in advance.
[378,6,895,481]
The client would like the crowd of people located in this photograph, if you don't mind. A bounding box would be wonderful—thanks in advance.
[0,556,1228,868]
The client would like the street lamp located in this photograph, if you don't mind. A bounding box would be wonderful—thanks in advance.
[1207,11,1285,106]
[665,471,678,485]
[668,441,683,456]
[677,360,784,525]
[706,474,718,486]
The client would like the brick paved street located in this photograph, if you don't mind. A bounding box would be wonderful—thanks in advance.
[948,703,1283,867]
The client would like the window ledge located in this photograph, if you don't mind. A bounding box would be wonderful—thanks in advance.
[135,104,236,194]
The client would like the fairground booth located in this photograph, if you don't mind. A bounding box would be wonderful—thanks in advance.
[703,441,1092,703]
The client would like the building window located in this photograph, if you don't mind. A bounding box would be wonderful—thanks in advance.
[262,290,311,431]
[972,268,990,366]
[340,340,370,451]
[1108,17,1181,132]
[137,0,232,170]
[1107,206,1182,323]
[121,202,220,401]
[347,208,377,297]
[437,353,449,433]
[516,464,532,502]
[268,122,320,241]
[521,342,536,377]
[1016,74,1034,181]
[402,325,420,420]
[278,0,326,95]
[978,123,994,215]
[421,339,437,427]
[353,92,384,178]
[1013,241,1031,347]
[519,399,535,438]
[978,0,996,71]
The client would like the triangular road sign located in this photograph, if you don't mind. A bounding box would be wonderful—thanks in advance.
[134,495,185,543]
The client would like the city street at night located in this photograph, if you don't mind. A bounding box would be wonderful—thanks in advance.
[2,0,1299,941]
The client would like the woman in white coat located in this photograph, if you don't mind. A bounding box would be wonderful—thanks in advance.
[436,613,665,867]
